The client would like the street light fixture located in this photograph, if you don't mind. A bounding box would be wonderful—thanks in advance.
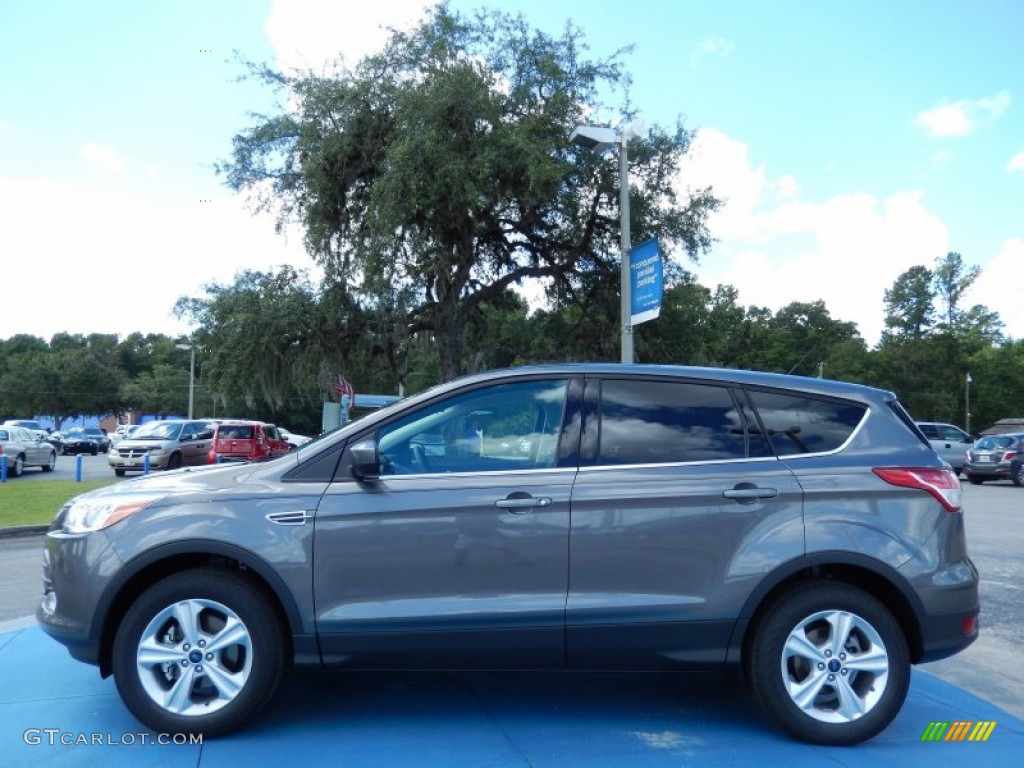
[965,371,972,436]
[175,343,196,420]
[570,120,645,364]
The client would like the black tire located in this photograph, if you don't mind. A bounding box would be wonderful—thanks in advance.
[90,446,98,456]
[166,453,182,470]
[745,581,910,745]
[967,476,984,485]
[112,568,286,736]
[42,451,56,472]
[11,455,25,478]
[1011,463,1024,487]
[114,468,126,477]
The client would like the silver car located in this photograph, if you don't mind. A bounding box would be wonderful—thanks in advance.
[0,425,57,476]
[38,365,979,745]
[107,419,214,476]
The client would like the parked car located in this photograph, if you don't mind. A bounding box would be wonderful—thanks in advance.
[963,433,1024,484]
[0,425,57,475]
[57,430,100,456]
[915,421,972,474]
[111,424,142,445]
[107,419,215,476]
[278,426,311,448]
[38,365,979,745]
[207,420,293,463]
[65,427,110,454]
[2,419,49,440]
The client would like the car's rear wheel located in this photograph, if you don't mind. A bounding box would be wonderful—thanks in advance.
[112,568,286,736]
[1011,463,1024,487]
[968,476,984,485]
[746,581,909,745]
[42,451,56,472]
[166,453,182,470]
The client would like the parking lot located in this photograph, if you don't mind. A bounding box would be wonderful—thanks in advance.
[1,479,1021,765]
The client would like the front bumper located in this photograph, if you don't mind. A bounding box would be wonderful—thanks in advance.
[36,528,123,668]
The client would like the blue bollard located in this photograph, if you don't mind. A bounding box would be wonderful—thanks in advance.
[143,454,150,475]
[0,454,7,482]
[216,454,223,463]
[76,454,83,482]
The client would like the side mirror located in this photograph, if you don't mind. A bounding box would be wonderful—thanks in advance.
[350,438,380,482]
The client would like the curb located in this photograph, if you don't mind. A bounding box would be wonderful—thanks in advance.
[0,525,47,539]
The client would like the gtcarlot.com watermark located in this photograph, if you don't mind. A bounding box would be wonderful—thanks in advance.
[24,729,203,747]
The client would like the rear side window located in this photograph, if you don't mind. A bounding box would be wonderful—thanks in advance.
[219,425,255,440]
[748,390,866,455]
[598,379,767,465]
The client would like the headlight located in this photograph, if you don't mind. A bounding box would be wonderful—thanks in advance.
[62,492,165,534]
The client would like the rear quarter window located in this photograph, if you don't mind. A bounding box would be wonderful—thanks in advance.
[748,390,866,456]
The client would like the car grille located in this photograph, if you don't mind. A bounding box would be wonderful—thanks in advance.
[115,447,153,459]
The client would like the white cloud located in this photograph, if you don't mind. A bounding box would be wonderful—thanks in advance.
[0,177,313,341]
[264,0,433,74]
[1008,151,1024,173]
[915,90,1011,137]
[80,142,123,173]
[971,238,1024,336]
[677,128,951,346]
[691,36,734,64]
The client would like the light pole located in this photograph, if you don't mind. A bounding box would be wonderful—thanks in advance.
[175,344,196,420]
[965,371,972,435]
[570,120,644,364]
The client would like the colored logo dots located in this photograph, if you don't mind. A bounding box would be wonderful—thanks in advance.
[199,199,213,203]
[200,49,213,53]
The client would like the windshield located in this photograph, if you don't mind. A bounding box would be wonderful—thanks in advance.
[132,422,184,440]
[975,436,1013,450]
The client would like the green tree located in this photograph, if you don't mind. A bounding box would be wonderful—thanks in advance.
[882,265,934,341]
[219,3,719,381]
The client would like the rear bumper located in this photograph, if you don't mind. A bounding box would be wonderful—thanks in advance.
[917,606,980,662]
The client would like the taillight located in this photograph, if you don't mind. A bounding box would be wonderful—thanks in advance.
[873,467,962,512]
[1001,451,1016,462]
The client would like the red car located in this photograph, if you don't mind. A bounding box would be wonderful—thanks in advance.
[207,421,293,463]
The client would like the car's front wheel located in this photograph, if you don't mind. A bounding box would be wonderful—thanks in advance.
[10,454,25,477]
[746,581,909,745]
[967,476,984,485]
[112,568,287,736]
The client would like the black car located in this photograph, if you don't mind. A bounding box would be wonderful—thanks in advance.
[58,430,100,455]
[964,433,1024,484]
[79,427,111,453]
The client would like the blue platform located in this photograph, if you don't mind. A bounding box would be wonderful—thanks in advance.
[1,624,1020,767]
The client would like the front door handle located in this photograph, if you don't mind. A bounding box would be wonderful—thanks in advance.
[722,483,779,503]
[494,493,552,513]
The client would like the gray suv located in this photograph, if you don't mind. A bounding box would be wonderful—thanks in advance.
[37,365,979,745]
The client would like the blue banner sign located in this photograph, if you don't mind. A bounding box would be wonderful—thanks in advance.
[629,238,662,326]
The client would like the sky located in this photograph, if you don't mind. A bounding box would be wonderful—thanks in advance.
[2,0,1022,349]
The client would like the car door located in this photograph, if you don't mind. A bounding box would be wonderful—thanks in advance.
[566,376,805,668]
[181,421,213,465]
[313,376,581,669]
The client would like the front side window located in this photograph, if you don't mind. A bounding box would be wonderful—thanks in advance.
[597,379,760,465]
[749,390,866,455]
[377,379,569,476]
